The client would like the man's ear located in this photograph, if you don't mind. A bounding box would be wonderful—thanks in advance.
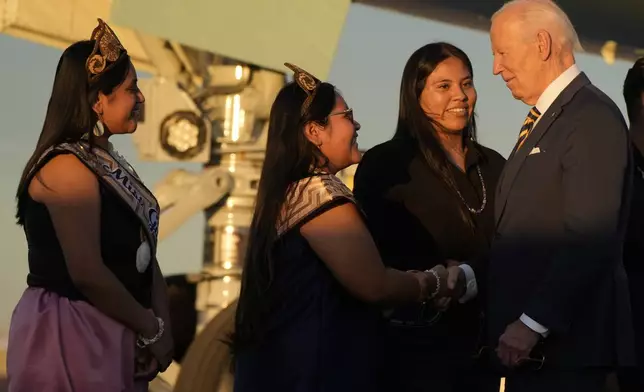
[303,121,324,146]
[536,30,552,61]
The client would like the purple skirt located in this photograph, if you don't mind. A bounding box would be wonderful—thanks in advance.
[7,288,148,392]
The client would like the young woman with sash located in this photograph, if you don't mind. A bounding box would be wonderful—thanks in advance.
[8,19,173,392]
[231,63,451,392]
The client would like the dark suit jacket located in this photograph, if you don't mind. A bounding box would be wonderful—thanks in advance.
[487,72,636,368]
[624,143,644,374]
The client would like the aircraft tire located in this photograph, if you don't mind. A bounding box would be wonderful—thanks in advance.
[172,301,237,392]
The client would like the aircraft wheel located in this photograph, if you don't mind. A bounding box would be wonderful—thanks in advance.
[172,301,237,392]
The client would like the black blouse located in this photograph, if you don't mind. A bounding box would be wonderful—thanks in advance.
[353,135,505,364]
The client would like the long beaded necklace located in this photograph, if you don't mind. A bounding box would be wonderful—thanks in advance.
[455,164,487,215]
[445,144,487,215]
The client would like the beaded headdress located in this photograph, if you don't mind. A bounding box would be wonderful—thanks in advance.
[85,18,127,83]
[284,62,321,116]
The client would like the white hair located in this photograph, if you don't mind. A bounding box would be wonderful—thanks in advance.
[492,0,583,52]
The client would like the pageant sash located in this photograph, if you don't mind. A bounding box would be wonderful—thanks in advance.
[29,141,160,266]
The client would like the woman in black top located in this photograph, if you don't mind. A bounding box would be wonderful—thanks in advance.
[232,63,450,392]
[353,42,505,392]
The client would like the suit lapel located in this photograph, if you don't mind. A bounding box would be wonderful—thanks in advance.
[494,131,528,216]
[495,73,591,226]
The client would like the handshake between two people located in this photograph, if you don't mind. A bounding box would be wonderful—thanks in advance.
[421,259,467,311]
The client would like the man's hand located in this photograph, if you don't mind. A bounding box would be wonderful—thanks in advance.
[497,319,540,367]
[446,264,466,300]
[429,260,465,311]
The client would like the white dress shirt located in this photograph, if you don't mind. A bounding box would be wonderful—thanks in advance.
[533,64,581,125]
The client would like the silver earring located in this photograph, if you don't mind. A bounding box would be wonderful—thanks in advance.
[93,120,105,137]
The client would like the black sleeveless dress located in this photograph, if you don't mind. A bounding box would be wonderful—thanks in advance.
[234,174,383,392]
[22,151,152,306]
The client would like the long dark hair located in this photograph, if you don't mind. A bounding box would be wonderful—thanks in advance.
[393,42,478,228]
[623,57,644,124]
[15,40,131,225]
[232,81,337,351]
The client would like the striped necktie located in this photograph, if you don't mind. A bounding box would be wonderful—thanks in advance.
[517,107,541,151]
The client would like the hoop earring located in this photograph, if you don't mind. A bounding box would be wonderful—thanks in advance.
[94,120,105,137]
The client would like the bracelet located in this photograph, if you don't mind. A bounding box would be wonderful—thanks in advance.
[426,268,440,299]
[137,317,164,348]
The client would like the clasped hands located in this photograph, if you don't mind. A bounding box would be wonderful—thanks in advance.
[134,310,174,381]
[430,262,540,368]
[428,259,467,311]
[134,327,174,381]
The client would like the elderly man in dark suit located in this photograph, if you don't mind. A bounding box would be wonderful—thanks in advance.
[485,0,635,390]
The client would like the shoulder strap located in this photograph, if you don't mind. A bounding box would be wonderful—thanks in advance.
[276,174,355,237]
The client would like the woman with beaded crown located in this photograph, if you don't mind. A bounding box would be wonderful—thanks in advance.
[7,18,173,391]
[231,63,450,391]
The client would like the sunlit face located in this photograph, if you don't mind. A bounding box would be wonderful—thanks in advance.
[308,95,362,173]
[491,13,544,105]
[95,63,145,135]
[419,56,477,133]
